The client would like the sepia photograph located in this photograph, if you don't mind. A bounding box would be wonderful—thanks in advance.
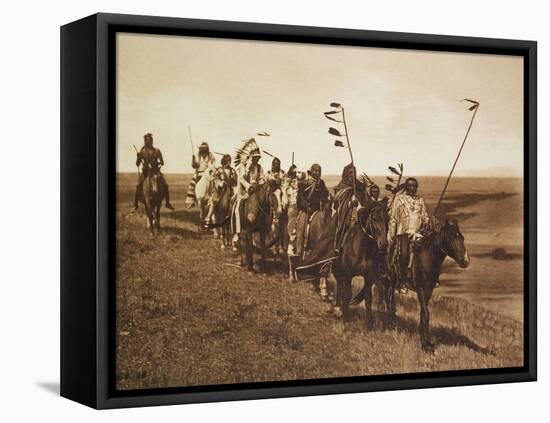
[114,32,525,390]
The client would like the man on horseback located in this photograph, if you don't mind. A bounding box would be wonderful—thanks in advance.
[267,157,286,187]
[283,165,299,220]
[387,177,431,292]
[133,133,174,211]
[205,154,237,225]
[185,142,216,209]
[333,163,366,254]
[368,184,385,204]
[289,164,330,258]
[231,138,265,247]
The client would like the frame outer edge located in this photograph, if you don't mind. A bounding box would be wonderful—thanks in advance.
[82,13,537,409]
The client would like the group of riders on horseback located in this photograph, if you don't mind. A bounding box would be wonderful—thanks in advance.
[132,132,470,352]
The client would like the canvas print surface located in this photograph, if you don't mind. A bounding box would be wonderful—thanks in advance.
[115,32,524,390]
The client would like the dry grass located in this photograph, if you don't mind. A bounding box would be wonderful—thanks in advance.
[115,188,523,390]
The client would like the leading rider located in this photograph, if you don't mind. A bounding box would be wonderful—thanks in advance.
[133,133,174,211]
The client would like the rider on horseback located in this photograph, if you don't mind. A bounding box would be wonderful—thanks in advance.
[289,164,329,258]
[185,142,216,209]
[205,154,237,224]
[232,138,265,247]
[368,184,386,204]
[267,157,286,188]
[333,163,366,253]
[133,133,174,211]
[387,177,431,292]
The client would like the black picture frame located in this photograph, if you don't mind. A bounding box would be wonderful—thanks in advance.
[60,12,537,409]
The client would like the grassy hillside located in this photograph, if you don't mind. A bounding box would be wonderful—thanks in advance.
[115,191,523,390]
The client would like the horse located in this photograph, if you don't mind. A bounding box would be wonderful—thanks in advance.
[332,200,389,329]
[204,179,235,249]
[240,181,282,273]
[386,217,470,352]
[286,202,333,298]
[194,163,216,230]
[140,165,166,234]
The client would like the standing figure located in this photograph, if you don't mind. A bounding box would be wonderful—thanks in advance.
[133,133,174,211]
[387,177,431,292]
[185,142,216,208]
[231,138,265,249]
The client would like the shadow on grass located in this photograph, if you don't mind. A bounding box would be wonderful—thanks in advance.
[471,252,523,261]
[392,315,495,355]
[344,305,494,355]
[161,226,202,240]
[169,209,200,224]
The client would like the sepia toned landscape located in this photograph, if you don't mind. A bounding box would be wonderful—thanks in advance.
[116,174,523,389]
[114,32,525,391]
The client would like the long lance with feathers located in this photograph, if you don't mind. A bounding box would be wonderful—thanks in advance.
[325,103,356,196]
[434,99,480,218]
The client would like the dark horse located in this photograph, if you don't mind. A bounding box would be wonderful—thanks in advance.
[204,181,234,249]
[386,217,470,352]
[140,164,165,234]
[240,182,282,273]
[333,200,389,328]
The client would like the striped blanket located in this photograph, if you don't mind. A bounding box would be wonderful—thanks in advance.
[185,172,203,207]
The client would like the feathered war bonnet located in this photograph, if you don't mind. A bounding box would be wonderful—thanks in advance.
[234,138,261,168]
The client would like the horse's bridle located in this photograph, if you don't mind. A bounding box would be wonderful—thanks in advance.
[360,208,377,240]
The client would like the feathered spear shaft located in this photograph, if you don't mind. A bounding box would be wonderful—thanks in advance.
[324,102,356,196]
[434,99,480,218]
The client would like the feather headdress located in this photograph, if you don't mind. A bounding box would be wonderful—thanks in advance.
[234,138,261,167]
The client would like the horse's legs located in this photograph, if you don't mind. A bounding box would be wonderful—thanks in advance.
[259,230,267,274]
[155,204,161,229]
[319,277,329,302]
[417,287,434,352]
[287,255,294,281]
[341,276,352,323]
[385,277,397,330]
[144,204,154,233]
[246,230,254,272]
[363,274,374,331]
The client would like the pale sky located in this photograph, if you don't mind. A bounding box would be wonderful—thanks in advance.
[116,32,523,176]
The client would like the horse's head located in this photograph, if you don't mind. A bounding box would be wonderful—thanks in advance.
[440,217,469,268]
[245,182,276,226]
[268,182,283,222]
[360,200,389,252]
[204,163,217,181]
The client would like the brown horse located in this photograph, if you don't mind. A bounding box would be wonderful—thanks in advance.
[286,203,333,301]
[386,217,469,352]
[240,182,282,273]
[204,181,234,249]
[140,165,165,234]
[333,200,389,328]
